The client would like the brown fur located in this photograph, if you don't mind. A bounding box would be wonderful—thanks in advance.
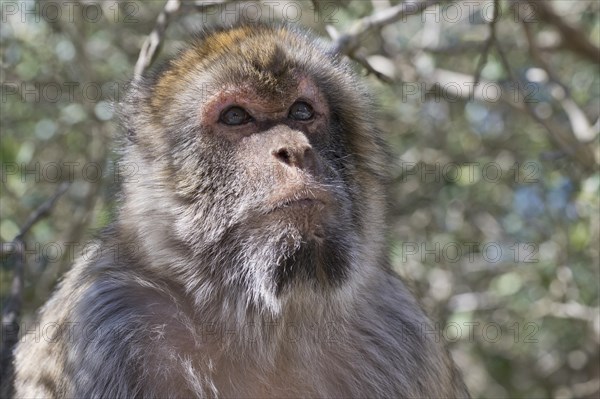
[14,23,469,398]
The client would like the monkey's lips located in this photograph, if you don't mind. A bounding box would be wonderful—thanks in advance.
[268,189,332,214]
[277,197,325,209]
[268,195,331,236]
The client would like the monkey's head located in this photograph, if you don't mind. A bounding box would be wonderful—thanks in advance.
[122,24,389,313]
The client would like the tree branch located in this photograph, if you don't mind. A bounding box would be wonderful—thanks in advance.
[332,0,443,55]
[520,0,600,65]
[133,0,182,79]
[415,66,596,170]
[14,182,71,241]
[1,181,70,396]
[520,19,598,143]
[473,0,500,86]
[493,41,597,169]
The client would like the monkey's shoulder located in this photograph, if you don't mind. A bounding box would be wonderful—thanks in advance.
[15,249,198,397]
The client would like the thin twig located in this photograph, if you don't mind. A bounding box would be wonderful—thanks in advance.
[354,50,394,83]
[133,0,238,78]
[15,182,71,241]
[473,0,499,87]
[133,0,182,79]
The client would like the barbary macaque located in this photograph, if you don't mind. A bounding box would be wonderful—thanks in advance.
[14,23,469,398]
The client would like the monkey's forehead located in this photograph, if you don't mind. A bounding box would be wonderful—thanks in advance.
[188,24,327,72]
[150,25,338,104]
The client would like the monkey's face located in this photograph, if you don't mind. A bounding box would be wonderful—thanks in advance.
[201,75,338,227]
[128,25,387,304]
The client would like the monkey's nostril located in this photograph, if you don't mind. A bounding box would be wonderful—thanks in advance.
[272,146,315,170]
[273,148,293,165]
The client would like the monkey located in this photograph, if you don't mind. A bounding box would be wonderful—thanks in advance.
[14,23,470,398]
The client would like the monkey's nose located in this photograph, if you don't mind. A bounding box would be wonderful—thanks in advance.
[272,146,317,172]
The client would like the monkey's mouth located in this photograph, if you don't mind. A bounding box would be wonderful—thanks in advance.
[276,197,325,209]
[269,189,332,213]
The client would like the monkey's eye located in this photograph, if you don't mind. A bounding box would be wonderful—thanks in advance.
[289,102,314,121]
[220,106,251,125]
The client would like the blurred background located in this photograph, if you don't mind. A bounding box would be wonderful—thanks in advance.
[1,1,598,397]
